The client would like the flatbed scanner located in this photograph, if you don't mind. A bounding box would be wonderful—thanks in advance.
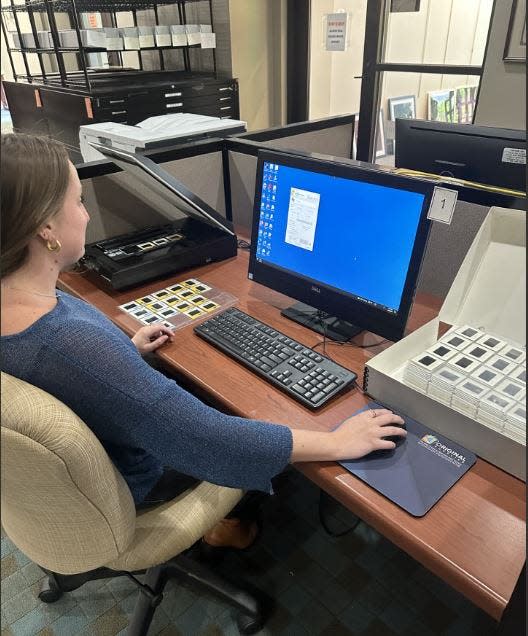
[82,143,237,290]
[80,113,246,162]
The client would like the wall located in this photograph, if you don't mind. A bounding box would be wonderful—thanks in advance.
[474,0,526,129]
[229,0,286,130]
[382,0,492,119]
[309,0,367,119]
[309,0,493,125]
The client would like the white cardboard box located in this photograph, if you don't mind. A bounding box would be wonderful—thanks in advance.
[102,28,123,51]
[365,207,526,480]
[154,26,171,47]
[138,26,154,48]
[185,24,201,46]
[170,25,187,47]
[120,27,139,50]
[59,29,106,48]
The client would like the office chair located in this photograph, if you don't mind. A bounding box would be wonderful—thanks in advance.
[0,372,266,635]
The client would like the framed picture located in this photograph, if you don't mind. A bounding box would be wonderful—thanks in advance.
[455,85,478,124]
[352,111,386,159]
[388,95,416,121]
[504,0,526,62]
[428,89,455,123]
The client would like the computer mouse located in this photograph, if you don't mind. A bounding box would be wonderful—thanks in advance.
[382,420,407,445]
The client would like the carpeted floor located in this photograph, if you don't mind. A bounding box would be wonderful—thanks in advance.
[1,467,499,636]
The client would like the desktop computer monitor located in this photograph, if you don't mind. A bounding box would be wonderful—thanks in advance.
[395,119,526,192]
[248,151,434,343]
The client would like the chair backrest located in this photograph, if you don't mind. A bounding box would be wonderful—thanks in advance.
[1,372,136,575]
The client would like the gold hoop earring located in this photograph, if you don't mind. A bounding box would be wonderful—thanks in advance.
[46,239,62,253]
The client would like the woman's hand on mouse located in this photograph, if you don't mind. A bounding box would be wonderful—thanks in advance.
[289,408,406,463]
[132,324,174,355]
[333,408,407,458]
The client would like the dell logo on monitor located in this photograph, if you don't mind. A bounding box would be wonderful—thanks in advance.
[311,285,321,293]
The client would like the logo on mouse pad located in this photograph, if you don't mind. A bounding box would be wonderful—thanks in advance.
[421,434,438,445]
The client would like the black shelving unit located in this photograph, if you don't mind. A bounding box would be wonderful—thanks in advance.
[1,0,239,161]
[1,0,218,90]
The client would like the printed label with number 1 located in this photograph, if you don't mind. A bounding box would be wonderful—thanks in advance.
[427,187,458,224]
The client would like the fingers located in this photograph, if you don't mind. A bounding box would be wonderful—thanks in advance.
[368,408,393,418]
[371,412,405,427]
[142,334,169,352]
[143,325,173,339]
[378,425,407,439]
[375,439,397,451]
[157,326,174,338]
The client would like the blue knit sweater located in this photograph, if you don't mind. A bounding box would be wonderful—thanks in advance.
[1,292,293,504]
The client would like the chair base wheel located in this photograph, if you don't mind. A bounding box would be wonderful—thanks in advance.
[39,576,63,603]
[236,612,265,635]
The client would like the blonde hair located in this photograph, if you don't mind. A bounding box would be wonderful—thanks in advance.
[1,134,70,277]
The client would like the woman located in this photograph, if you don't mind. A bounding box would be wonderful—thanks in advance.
[1,134,405,546]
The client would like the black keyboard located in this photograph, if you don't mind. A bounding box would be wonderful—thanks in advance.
[194,307,357,409]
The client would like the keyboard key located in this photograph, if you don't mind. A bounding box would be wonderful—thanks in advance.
[311,391,326,403]
[292,383,306,395]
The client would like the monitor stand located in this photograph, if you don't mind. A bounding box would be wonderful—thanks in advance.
[281,302,362,343]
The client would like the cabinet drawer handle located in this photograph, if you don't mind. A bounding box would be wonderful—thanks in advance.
[220,106,231,110]
[111,110,127,115]
[219,87,232,92]
[220,97,231,101]
[166,102,183,108]
[109,99,124,104]
[165,92,182,98]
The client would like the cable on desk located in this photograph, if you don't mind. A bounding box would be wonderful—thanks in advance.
[237,239,251,250]
[352,379,367,396]
[311,336,389,353]
[69,261,91,275]
[318,490,361,537]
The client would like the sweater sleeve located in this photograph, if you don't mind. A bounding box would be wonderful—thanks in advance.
[34,318,293,493]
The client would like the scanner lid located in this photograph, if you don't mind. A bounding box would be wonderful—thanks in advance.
[89,141,235,237]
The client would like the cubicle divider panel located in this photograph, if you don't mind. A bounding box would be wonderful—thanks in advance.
[82,169,190,245]
[416,200,493,300]
[77,140,228,244]
[238,114,355,148]
[227,151,258,234]
[257,125,354,160]
[77,117,357,240]
[226,119,355,236]
[159,152,226,218]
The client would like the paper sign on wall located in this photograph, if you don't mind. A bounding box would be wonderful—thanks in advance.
[325,13,348,51]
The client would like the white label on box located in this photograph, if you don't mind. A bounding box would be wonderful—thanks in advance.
[200,33,216,48]
[428,187,458,224]
[502,147,526,165]
[172,34,187,46]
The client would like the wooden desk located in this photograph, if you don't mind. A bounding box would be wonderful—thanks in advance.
[60,251,526,621]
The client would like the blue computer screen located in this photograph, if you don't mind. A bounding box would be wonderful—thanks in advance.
[255,161,426,312]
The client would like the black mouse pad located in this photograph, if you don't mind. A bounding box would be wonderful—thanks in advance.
[337,402,477,517]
